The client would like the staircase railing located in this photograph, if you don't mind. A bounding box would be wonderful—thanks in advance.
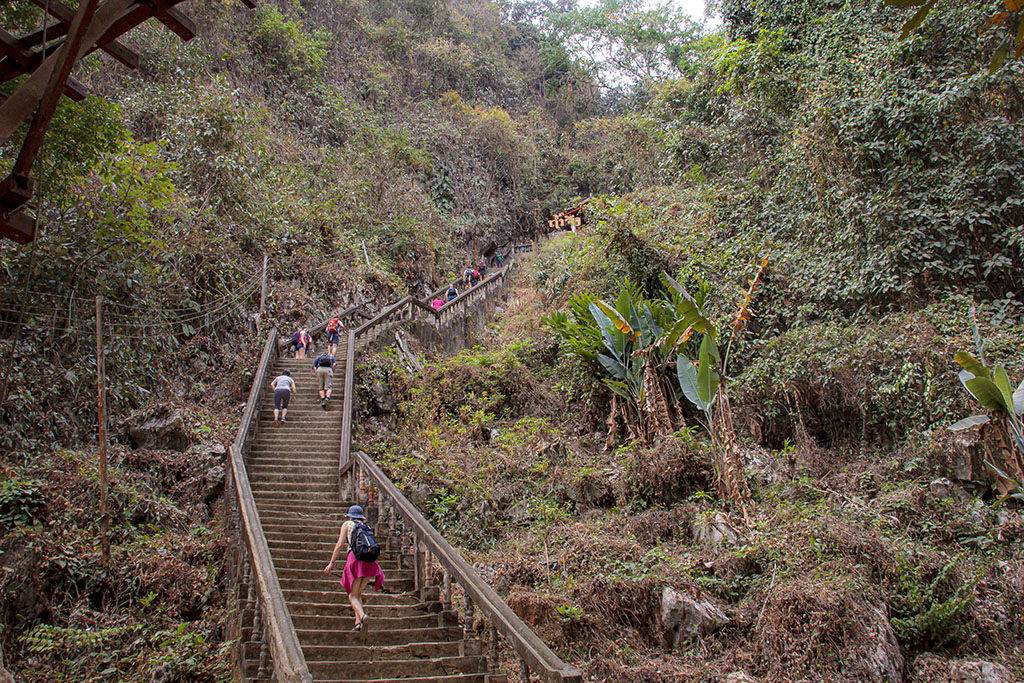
[337,250,583,683]
[229,329,312,683]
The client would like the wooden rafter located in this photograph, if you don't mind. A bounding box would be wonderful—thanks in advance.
[0,0,258,244]
[24,0,140,68]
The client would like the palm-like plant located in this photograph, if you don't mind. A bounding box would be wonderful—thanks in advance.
[949,352,1024,499]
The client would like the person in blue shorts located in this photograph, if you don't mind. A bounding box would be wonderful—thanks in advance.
[325,316,342,356]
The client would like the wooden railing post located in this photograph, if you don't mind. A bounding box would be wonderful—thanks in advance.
[489,624,499,674]
[464,593,475,638]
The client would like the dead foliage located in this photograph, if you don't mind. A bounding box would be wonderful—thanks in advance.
[752,573,886,681]
[620,435,714,508]
[626,507,695,547]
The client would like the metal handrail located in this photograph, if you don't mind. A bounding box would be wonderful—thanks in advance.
[230,329,312,683]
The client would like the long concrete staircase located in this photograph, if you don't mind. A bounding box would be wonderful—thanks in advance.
[243,342,492,682]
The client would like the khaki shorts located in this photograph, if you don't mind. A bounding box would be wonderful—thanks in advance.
[317,366,333,392]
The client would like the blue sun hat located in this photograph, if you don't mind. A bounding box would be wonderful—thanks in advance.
[346,505,366,520]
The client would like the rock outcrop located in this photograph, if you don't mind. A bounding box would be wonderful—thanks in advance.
[660,586,729,649]
[125,405,191,452]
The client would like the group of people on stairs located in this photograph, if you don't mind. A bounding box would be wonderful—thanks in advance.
[431,252,503,310]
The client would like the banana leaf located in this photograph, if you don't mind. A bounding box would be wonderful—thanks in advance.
[597,353,627,380]
[955,351,990,379]
[993,366,1016,417]
[661,272,695,303]
[948,415,990,431]
[1014,377,1024,415]
[966,376,1010,412]
[590,303,627,357]
[697,334,720,405]
[676,356,709,411]
[593,300,636,342]
[603,379,632,401]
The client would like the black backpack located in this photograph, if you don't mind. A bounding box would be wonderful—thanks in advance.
[350,522,380,562]
[316,355,333,368]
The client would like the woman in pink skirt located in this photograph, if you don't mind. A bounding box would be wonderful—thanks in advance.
[324,505,384,630]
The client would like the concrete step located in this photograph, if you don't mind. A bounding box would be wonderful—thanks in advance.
[279,570,414,591]
[298,626,462,647]
[254,491,340,504]
[272,555,405,571]
[301,654,488,680]
[288,601,436,618]
[254,497,342,511]
[247,464,338,477]
[283,581,420,606]
[301,640,477,662]
[247,457,338,468]
[289,611,451,632]
[264,530,340,544]
[249,483,339,496]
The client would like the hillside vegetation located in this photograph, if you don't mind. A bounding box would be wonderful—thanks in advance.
[2,0,1024,680]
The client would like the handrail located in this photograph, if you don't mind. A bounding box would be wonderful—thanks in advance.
[353,450,582,683]
[337,247,581,682]
[230,328,313,683]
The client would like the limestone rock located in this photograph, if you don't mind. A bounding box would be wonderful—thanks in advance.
[929,477,969,502]
[724,674,758,683]
[856,603,904,683]
[126,405,190,452]
[693,512,740,546]
[200,442,227,462]
[371,380,395,414]
[406,483,433,511]
[204,465,226,502]
[951,660,1014,683]
[659,586,729,649]
[507,502,533,525]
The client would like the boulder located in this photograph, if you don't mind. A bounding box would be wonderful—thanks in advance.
[371,381,395,414]
[693,512,740,546]
[507,502,533,525]
[126,405,190,451]
[951,660,1014,683]
[203,465,226,503]
[200,442,227,462]
[406,483,433,512]
[929,477,970,502]
[724,674,758,683]
[855,603,904,683]
[659,586,729,649]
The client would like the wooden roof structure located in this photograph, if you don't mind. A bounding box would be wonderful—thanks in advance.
[0,0,256,244]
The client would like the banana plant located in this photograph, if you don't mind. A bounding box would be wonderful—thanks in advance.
[949,351,1024,497]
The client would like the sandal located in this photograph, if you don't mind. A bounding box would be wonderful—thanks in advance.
[353,618,363,631]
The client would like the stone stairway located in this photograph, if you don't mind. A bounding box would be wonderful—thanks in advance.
[243,346,494,683]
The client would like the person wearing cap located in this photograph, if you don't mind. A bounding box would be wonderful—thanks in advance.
[324,505,384,631]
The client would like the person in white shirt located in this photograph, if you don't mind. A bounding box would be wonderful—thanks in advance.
[271,371,296,425]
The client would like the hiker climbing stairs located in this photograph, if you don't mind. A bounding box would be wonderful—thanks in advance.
[243,343,495,682]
